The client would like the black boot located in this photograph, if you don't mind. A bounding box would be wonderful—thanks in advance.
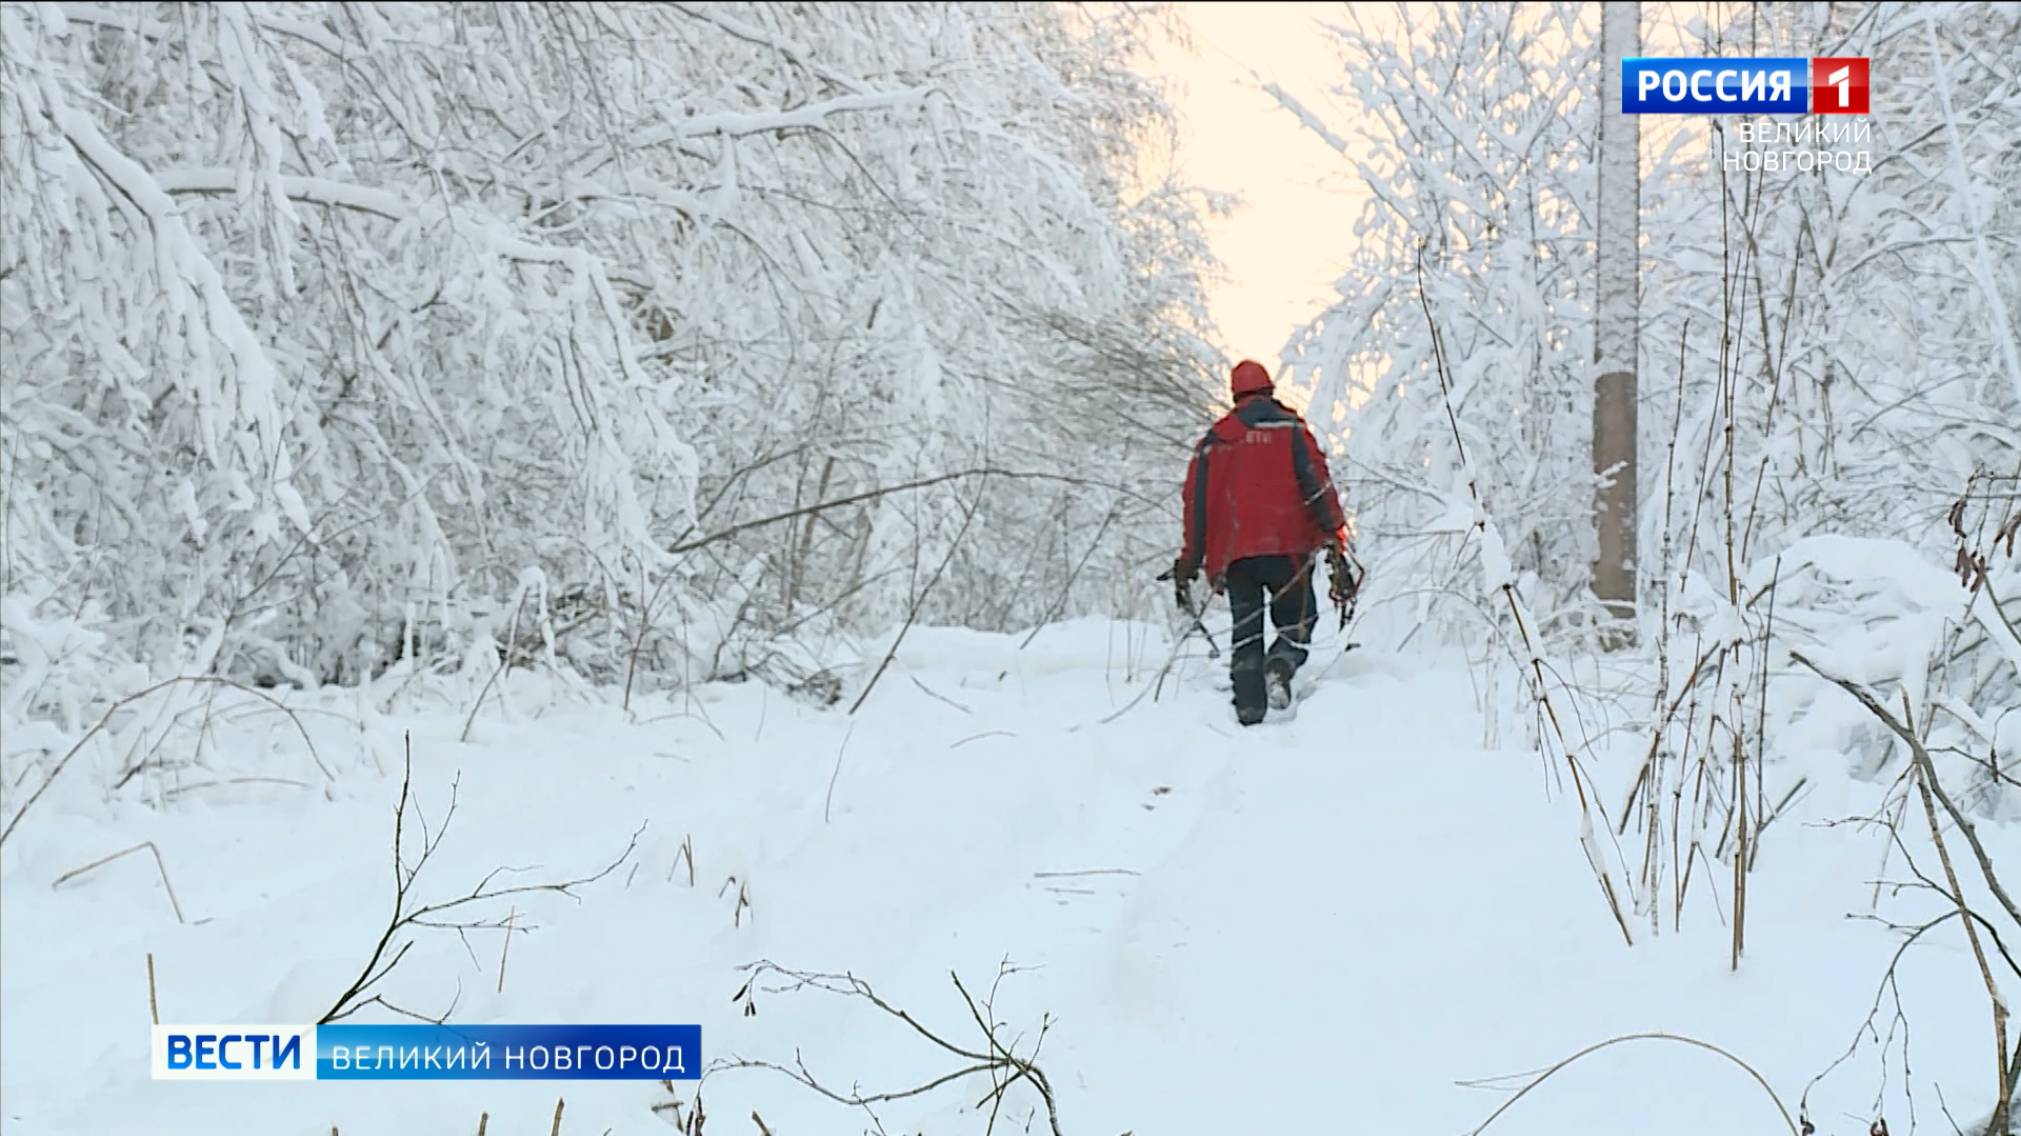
[1231,661,1267,725]
[1265,657,1295,710]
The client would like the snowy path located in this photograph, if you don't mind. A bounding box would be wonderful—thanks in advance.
[0,621,2000,1134]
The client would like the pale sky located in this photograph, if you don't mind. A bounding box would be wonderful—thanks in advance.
[1146,2,1371,374]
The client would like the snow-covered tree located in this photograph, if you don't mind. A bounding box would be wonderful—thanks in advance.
[1283,0,2015,673]
[1279,0,2020,978]
[1280,2,1607,635]
[0,2,1219,723]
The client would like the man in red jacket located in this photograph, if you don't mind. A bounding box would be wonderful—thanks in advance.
[1174,359,1353,725]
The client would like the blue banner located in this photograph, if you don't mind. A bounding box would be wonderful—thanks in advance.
[1622,57,1809,114]
[316,1024,701,1080]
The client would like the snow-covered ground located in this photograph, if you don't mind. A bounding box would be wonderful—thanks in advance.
[0,617,2002,1135]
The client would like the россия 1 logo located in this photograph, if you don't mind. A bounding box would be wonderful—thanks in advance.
[1622,57,1870,114]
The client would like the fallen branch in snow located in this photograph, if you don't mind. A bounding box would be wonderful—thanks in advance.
[318,734,642,1024]
[1464,1031,1798,1135]
[52,841,186,924]
[909,676,973,714]
[159,777,313,800]
[1031,868,1140,879]
[950,731,1016,749]
[710,959,1065,1136]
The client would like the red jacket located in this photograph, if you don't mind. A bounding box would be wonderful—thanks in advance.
[1178,394,1347,585]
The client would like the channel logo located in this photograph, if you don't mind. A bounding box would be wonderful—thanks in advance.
[153,1026,314,1081]
[152,1023,702,1081]
[1623,57,1869,114]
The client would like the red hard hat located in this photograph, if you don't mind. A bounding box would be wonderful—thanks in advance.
[1230,359,1273,397]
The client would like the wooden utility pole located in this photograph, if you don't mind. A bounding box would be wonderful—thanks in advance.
[1594,0,1641,645]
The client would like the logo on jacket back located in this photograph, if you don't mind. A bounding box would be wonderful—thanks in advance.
[1622,57,1869,114]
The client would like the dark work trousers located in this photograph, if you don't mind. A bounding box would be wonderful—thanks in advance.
[1223,553,1318,717]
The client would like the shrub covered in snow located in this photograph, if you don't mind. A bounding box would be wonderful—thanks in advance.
[0,2,1220,713]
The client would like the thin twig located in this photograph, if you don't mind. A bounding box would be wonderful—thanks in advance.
[667,467,1155,557]
[1097,626,1198,726]
[950,731,1015,749]
[1792,653,2021,928]
[1467,1032,1797,1135]
[320,734,640,1023]
[672,834,695,887]
[824,723,854,825]
[1792,652,2014,1132]
[1031,869,1140,879]
[909,675,972,714]
[52,841,186,924]
[720,961,1064,1136]
[160,776,313,799]
[497,906,516,994]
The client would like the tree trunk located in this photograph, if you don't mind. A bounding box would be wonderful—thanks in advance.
[1594,0,1641,646]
